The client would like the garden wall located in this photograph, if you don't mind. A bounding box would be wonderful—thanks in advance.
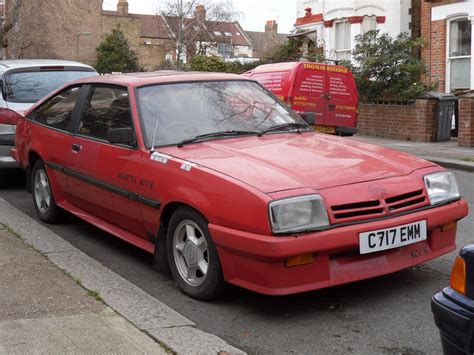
[458,95,474,147]
[358,99,437,142]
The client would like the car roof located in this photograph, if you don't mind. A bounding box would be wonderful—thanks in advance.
[71,71,252,88]
[0,59,95,72]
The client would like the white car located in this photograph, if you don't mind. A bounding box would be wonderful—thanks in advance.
[0,60,97,183]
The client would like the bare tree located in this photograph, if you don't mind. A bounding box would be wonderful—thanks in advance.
[156,0,236,70]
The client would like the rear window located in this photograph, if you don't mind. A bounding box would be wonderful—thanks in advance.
[4,70,96,103]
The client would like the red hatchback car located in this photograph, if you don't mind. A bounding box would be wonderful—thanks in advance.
[4,72,468,300]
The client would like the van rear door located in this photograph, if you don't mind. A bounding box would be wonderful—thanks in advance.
[292,63,327,127]
[325,66,358,131]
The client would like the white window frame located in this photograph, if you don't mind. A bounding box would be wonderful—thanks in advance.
[362,16,377,35]
[334,20,351,61]
[446,16,472,93]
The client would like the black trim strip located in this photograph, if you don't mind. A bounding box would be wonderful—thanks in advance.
[46,162,161,209]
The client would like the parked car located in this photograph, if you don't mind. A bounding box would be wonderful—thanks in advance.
[243,61,359,136]
[432,245,474,355]
[0,59,97,183]
[5,72,468,301]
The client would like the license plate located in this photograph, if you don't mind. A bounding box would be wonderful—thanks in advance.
[359,220,427,255]
[313,125,336,134]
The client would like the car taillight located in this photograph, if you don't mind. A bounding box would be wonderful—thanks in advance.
[0,108,22,125]
[450,256,466,295]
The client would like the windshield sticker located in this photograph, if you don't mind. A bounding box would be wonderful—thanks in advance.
[181,162,197,172]
[151,152,171,164]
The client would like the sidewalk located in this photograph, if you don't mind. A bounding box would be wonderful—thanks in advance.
[0,225,168,354]
[349,135,474,172]
[0,198,244,355]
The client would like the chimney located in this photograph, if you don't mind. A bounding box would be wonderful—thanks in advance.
[265,20,278,33]
[117,0,129,16]
[195,4,206,23]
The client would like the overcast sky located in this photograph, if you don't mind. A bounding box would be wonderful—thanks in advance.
[102,0,297,33]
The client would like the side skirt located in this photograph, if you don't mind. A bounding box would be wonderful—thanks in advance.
[58,200,155,254]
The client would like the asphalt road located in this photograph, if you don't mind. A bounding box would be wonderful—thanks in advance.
[1,169,472,355]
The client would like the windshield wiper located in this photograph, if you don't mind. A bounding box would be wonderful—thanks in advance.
[257,122,311,136]
[177,130,259,147]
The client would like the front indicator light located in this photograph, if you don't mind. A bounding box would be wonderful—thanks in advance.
[285,253,315,267]
[441,221,457,232]
[450,256,466,295]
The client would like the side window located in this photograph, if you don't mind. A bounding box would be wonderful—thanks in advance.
[33,86,81,130]
[78,86,132,141]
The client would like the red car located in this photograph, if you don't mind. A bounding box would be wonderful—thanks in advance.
[4,72,468,301]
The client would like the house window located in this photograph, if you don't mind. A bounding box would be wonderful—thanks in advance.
[362,16,376,35]
[218,44,233,59]
[335,20,351,60]
[448,18,471,90]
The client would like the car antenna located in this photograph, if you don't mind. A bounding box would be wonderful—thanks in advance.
[150,116,160,154]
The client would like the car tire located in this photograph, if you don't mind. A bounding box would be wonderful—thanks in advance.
[32,160,63,223]
[167,207,224,301]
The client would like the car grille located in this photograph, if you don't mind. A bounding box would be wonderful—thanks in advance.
[330,189,427,223]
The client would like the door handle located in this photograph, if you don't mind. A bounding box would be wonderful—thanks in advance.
[71,143,82,153]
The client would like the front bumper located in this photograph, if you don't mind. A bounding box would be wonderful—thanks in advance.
[432,287,474,354]
[210,199,468,295]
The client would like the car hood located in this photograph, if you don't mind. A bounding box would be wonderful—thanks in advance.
[160,133,435,193]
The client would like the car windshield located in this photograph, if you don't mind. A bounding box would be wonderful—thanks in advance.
[137,80,308,147]
[4,70,96,103]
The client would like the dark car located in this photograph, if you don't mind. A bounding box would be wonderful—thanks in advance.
[432,245,474,354]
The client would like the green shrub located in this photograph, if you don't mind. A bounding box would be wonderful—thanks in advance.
[95,26,139,74]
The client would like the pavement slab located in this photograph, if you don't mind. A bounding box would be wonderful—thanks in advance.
[349,135,474,172]
[0,227,166,355]
[0,198,245,354]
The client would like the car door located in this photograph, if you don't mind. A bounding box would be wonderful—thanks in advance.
[26,85,85,198]
[66,84,146,238]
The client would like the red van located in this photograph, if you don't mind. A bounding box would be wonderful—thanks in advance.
[245,62,358,136]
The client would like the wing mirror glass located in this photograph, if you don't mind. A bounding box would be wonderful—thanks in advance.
[301,112,316,125]
[106,127,136,146]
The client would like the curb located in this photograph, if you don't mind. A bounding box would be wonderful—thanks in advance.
[0,198,244,355]
[425,157,474,173]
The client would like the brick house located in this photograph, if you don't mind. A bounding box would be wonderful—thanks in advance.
[421,0,474,93]
[246,21,289,60]
[3,0,257,70]
[293,0,421,61]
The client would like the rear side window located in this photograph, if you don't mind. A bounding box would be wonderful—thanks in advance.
[4,70,96,103]
[78,86,132,141]
[33,86,82,131]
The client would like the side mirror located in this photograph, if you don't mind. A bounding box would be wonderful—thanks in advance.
[106,127,136,146]
[0,107,23,125]
[301,112,316,125]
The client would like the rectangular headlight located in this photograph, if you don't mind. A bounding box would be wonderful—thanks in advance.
[424,172,460,206]
[269,195,329,234]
